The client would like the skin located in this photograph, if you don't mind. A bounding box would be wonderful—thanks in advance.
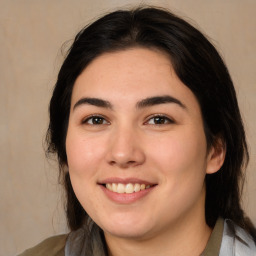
[66,48,225,256]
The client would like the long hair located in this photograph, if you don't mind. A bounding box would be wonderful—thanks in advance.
[46,7,256,239]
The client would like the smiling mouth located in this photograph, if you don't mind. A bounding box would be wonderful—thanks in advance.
[104,183,154,194]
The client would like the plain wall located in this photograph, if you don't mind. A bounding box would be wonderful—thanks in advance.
[0,0,255,255]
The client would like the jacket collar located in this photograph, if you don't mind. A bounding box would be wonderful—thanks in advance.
[219,219,256,256]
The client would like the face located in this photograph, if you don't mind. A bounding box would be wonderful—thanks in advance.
[66,48,216,240]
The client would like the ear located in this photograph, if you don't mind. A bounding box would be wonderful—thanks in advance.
[206,137,226,174]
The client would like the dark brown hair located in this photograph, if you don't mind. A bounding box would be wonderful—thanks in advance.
[46,6,256,240]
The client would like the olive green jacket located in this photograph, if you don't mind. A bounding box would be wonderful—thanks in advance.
[17,234,67,256]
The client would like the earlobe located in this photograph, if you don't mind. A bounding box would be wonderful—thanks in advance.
[206,138,226,174]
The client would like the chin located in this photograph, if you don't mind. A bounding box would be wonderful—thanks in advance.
[103,225,151,240]
[98,214,153,239]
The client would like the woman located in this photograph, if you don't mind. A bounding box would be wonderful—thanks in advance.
[19,6,256,256]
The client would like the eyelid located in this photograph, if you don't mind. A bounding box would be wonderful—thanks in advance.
[81,114,110,125]
[144,114,175,125]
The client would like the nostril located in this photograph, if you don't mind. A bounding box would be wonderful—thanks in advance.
[127,161,136,164]
[108,160,138,168]
[109,160,115,166]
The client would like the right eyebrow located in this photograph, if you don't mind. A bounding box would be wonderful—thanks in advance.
[73,97,113,111]
[136,95,187,110]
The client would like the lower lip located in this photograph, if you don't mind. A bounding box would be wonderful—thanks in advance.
[100,185,156,204]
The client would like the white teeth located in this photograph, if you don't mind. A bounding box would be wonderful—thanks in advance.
[125,183,134,193]
[117,183,125,193]
[105,183,152,193]
[106,183,112,191]
[134,183,141,192]
[112,183,117,192]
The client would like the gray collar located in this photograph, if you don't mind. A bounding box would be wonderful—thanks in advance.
[219,219,256,255]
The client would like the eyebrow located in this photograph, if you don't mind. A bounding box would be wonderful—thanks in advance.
[136,95,186,109]
[73,95,186,111]
[73,97,113,111]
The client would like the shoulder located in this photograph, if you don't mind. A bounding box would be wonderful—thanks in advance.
[17,234,68,256]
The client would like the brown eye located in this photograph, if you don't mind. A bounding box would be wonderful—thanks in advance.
[83,116,109,125]
[147,115,174,125]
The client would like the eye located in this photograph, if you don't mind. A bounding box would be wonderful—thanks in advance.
[146,115,174,125]
[82,115,109,125]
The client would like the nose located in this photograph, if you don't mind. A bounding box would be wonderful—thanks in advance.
[106,126,146,168]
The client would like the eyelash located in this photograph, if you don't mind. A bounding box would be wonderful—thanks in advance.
[82,114,174,126]
[144,114,175,125]
[82,115,110,125]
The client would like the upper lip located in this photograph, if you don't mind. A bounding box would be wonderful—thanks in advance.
[98,177,156,185]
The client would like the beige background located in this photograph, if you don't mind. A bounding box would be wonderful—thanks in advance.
[0,0,255,255]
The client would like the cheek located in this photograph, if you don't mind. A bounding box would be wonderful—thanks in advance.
[151,130,206,166]
[65,130,106,214]
[65,130,106,176]
[148,127,208,193]
[150,130,207,214]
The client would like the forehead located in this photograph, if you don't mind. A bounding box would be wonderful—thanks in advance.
[71,48,199,111]
[74,48,172,88]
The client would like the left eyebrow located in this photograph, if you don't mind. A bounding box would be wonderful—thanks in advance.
[136,95,187,109]
[73,97,113,111]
